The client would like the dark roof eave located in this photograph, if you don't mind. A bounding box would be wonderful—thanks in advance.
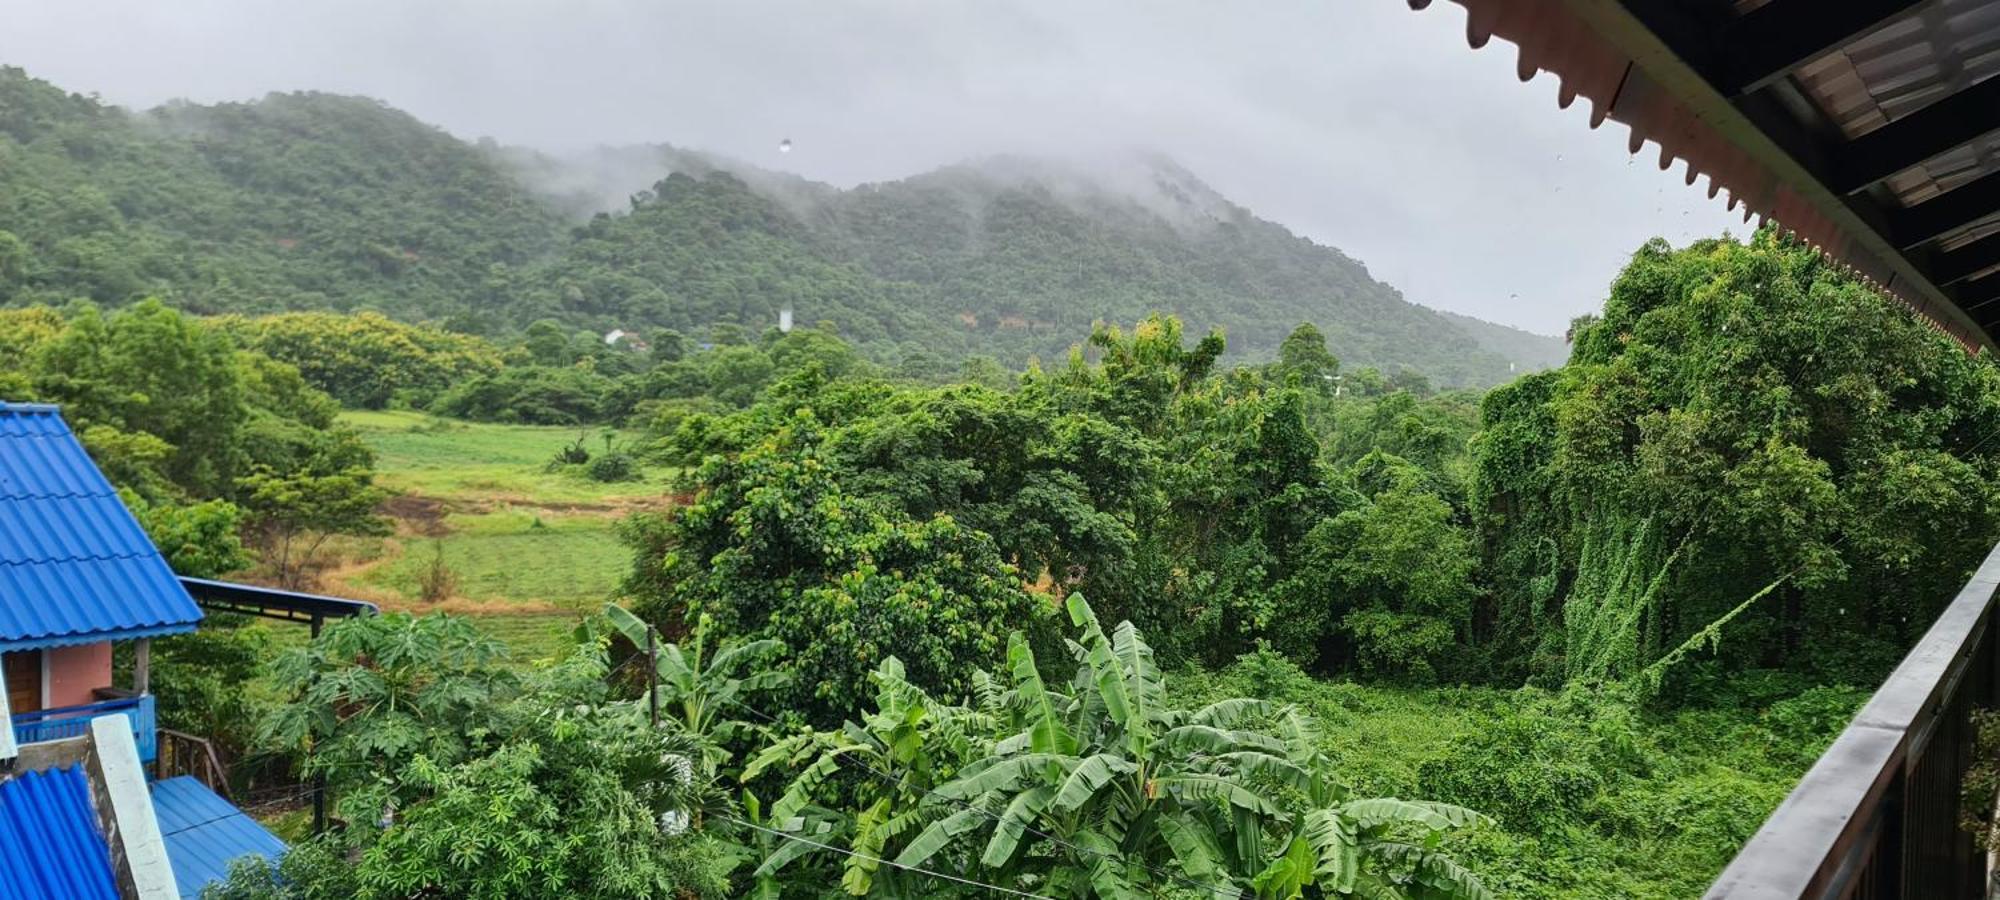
[1414,0,1994,351]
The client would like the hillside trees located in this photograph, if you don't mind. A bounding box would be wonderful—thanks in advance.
[0,66,1564,385]
[1472,232,2000,687]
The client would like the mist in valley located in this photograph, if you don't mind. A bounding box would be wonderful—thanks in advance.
[0,0,1751,336]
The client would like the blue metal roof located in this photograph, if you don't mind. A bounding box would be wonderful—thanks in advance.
[0,764,120,900]
[151,777,287,898]
[0,403,202,650]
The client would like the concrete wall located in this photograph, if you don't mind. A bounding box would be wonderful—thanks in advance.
[45,642,112,708]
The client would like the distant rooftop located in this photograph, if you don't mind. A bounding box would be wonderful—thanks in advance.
[0,402,202,650]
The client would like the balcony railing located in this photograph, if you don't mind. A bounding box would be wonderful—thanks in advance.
[12,693,157,763]
[1707,541,2000,899]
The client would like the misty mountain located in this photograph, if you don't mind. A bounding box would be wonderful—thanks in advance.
[0,67,1564,384]
[1435,310,1572,371]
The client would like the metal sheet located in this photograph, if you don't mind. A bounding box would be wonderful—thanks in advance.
[151,777,287,899]
[1411,0,1994,349]
[0,403,202,648]
[0,764,120,900]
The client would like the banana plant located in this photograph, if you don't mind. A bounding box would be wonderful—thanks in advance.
[894,594,1491,900]
[605,604,788,771]
[740,656,996,896]
[891,594,1293,898]
[1237,710,1492,899]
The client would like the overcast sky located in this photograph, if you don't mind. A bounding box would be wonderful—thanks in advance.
[0,0,1749,334]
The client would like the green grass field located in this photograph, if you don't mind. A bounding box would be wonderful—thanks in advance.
[359,511,630,610]
[339,409,672,505]
[329,410,671,642]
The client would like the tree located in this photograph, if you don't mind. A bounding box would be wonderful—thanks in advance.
[621,413,1041,721]
[33,300,248,495]
[218,311,502,410]
[125,492,253,578]
[604,605,788,772]
[1275,322,1340,391]
[236,465,390,589]
[1474,231,2000,686]
[1288,455,1477,680]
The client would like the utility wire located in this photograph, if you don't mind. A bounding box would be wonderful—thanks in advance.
[719,814,1056,900]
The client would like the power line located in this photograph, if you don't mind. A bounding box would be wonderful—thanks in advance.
[719,814,1056,900]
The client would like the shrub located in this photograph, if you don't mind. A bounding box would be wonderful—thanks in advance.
[585,448,641,482]
[1418,697,1627,837]
[416,538,458,604]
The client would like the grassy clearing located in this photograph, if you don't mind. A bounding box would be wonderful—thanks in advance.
[339,409,672,506]
[305,411,670,652]
[360,512,630,610]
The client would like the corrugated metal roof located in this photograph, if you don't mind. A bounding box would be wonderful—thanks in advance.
[0,764,120,900]
[1410,0,1997,349]
[1797,0,2000,284]
[151,776,287,899]
[0,403,202,650]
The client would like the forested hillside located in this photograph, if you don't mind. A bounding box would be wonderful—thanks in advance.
[0,67,1562,385]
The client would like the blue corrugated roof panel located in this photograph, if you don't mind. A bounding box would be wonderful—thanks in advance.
[151,777,287,898]
[0,403,202,650]
[0,764,121,900]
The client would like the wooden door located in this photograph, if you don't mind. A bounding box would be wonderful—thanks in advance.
[3,651,41,713]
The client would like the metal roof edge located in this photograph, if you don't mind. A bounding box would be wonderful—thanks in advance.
[0,623,200,653]
[1414,0,1994,352]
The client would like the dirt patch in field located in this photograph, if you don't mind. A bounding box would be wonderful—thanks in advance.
[380,495,449,535]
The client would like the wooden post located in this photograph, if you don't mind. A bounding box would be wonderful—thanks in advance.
[310,613,326,836]
[133,639,151,694]
[646,627,660,728]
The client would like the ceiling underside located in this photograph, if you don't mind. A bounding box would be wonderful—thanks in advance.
[1411,0,2000,349]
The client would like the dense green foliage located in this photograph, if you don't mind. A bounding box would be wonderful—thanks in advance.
[1172,653,1866,899]
[1472,233,2000,688]
[0,67,1561,386]
[245,613,726,899]
[0,301,388,584]
[627,314,1486,688]
[0,68,562,323]
[742,595,1490,899]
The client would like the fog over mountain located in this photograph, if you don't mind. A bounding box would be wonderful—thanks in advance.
[0,0,1747,335]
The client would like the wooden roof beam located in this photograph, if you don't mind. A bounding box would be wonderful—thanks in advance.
[1714,0,1930,96]
[1889,171,2000,249]
[1935,233,2000,285]
[1833,77,2000,194]
[1958,273,2000,313]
